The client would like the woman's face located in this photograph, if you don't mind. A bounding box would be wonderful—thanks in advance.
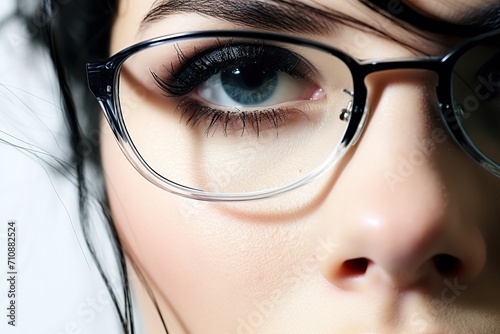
[101,0,500,332]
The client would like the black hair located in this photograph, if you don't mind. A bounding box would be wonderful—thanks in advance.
[16,0,138,333]
[16,0,500,333]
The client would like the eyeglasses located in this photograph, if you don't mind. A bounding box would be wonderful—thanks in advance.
[87,30,500,201]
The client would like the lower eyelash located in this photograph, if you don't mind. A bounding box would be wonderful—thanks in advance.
[176,98,306,137]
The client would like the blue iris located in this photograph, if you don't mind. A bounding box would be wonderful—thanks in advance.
[220,64,278,105]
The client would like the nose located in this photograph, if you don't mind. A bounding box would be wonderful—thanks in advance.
[317,70,487,292]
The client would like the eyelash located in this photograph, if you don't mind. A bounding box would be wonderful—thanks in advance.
[176,98,305,137]
[150,42,313,136]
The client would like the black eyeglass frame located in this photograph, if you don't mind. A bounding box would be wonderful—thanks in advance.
[87,29,500,201]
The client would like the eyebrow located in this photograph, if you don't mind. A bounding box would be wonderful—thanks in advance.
[362,0,500,37]
[459,4,500,33]
[142,0,500,38]
[141,0,351,35]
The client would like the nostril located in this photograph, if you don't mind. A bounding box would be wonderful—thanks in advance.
[433,254,461,276]
[341,258,370,277]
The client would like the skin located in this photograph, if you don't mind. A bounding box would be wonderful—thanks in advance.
[101,0,500,332]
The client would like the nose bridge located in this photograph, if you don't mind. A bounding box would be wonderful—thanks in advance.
[356,68,442,180]
[365,69,442,181]
[344,60,443,159]
[317,68,487,291]
[344,57,447,157]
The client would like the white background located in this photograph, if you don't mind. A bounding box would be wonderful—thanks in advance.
[0,1,126,333]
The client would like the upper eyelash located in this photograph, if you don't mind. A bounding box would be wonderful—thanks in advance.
[150,42,310,97]
[148,42,314,136]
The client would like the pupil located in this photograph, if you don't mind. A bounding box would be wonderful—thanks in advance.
[221,64,278,105]
[236,64,267,89]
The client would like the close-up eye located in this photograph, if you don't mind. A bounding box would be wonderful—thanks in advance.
[127,41,341,138]
[196,61,316,107]
[151,44,322,108]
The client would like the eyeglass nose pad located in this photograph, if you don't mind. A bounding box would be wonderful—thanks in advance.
[339,100,353,122]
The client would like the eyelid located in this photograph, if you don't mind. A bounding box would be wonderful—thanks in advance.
[151,41,318,97]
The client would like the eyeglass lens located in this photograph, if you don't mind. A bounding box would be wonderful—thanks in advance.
[451,40,500,165]
[116,35,499,193]
[118,37,354,193]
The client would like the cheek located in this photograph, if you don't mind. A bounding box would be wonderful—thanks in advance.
[99,120,318,332]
